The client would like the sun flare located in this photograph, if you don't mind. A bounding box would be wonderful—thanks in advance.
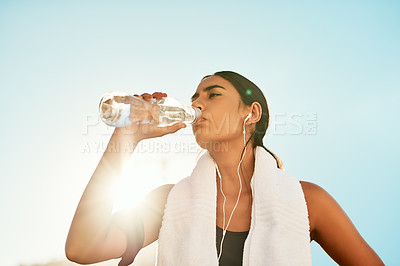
[112,155,162,213]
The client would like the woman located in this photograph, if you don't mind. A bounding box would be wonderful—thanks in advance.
[66,71,384,265]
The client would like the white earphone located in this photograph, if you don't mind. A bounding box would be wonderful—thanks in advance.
[243,113,252,134]
[244,112,252,122]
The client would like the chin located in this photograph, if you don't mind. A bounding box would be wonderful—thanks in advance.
[194,131,230,153]
[193,131,210,149]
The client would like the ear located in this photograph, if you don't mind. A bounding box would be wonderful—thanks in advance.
[246,102,262,125]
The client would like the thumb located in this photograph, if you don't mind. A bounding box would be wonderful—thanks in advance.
[159,123,186,136]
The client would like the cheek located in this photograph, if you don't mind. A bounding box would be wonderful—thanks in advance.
[197,110,242,138]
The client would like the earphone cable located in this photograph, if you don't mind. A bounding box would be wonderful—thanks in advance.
[216,117,249,261]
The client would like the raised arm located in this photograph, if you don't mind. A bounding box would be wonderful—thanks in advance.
[65,92,184,264]
[301,181,384,266]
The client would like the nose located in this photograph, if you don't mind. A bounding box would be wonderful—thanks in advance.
[191,99,204,112]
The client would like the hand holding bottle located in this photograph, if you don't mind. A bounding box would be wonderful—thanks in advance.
[103,92,192,141]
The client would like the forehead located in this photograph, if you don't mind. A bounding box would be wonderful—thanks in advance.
[195,75,236,93]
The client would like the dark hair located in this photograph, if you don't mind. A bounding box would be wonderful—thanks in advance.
[205,71,284,170]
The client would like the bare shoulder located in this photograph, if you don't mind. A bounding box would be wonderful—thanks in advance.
[300,180,325,194]
[141,183,175,218]
[299,180,333,209]
[299,180,350,224]
[299,181,384,265]
[143,183,175,202]
[299,181,332,205]
[299,181,352,238]
[299,181,326,240]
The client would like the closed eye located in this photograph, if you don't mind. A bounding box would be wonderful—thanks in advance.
[209,93,221,99]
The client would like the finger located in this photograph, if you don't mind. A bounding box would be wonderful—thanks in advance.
[152,92,164,101]
[141,93,152,101]
[152,91,167,97]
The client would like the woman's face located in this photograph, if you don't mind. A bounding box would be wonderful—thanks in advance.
[191,75,248,149]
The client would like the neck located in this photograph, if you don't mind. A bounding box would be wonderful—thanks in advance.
[208,136,255,193]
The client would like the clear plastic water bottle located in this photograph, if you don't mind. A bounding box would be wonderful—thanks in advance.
[99,91,201,127]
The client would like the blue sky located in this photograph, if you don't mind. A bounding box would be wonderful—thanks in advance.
[0,1,399,265]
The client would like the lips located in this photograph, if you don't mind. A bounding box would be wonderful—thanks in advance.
[193,117,206,127]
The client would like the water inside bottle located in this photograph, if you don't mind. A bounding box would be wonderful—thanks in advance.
[158,105,197,126]
[99,92,200,127]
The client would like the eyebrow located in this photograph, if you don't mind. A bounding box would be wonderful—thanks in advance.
[190,85,226,102]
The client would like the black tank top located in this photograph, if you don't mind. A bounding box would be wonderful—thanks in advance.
[216,225,249,266]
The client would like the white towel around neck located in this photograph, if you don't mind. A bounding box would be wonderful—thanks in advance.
[157,146,312,265]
